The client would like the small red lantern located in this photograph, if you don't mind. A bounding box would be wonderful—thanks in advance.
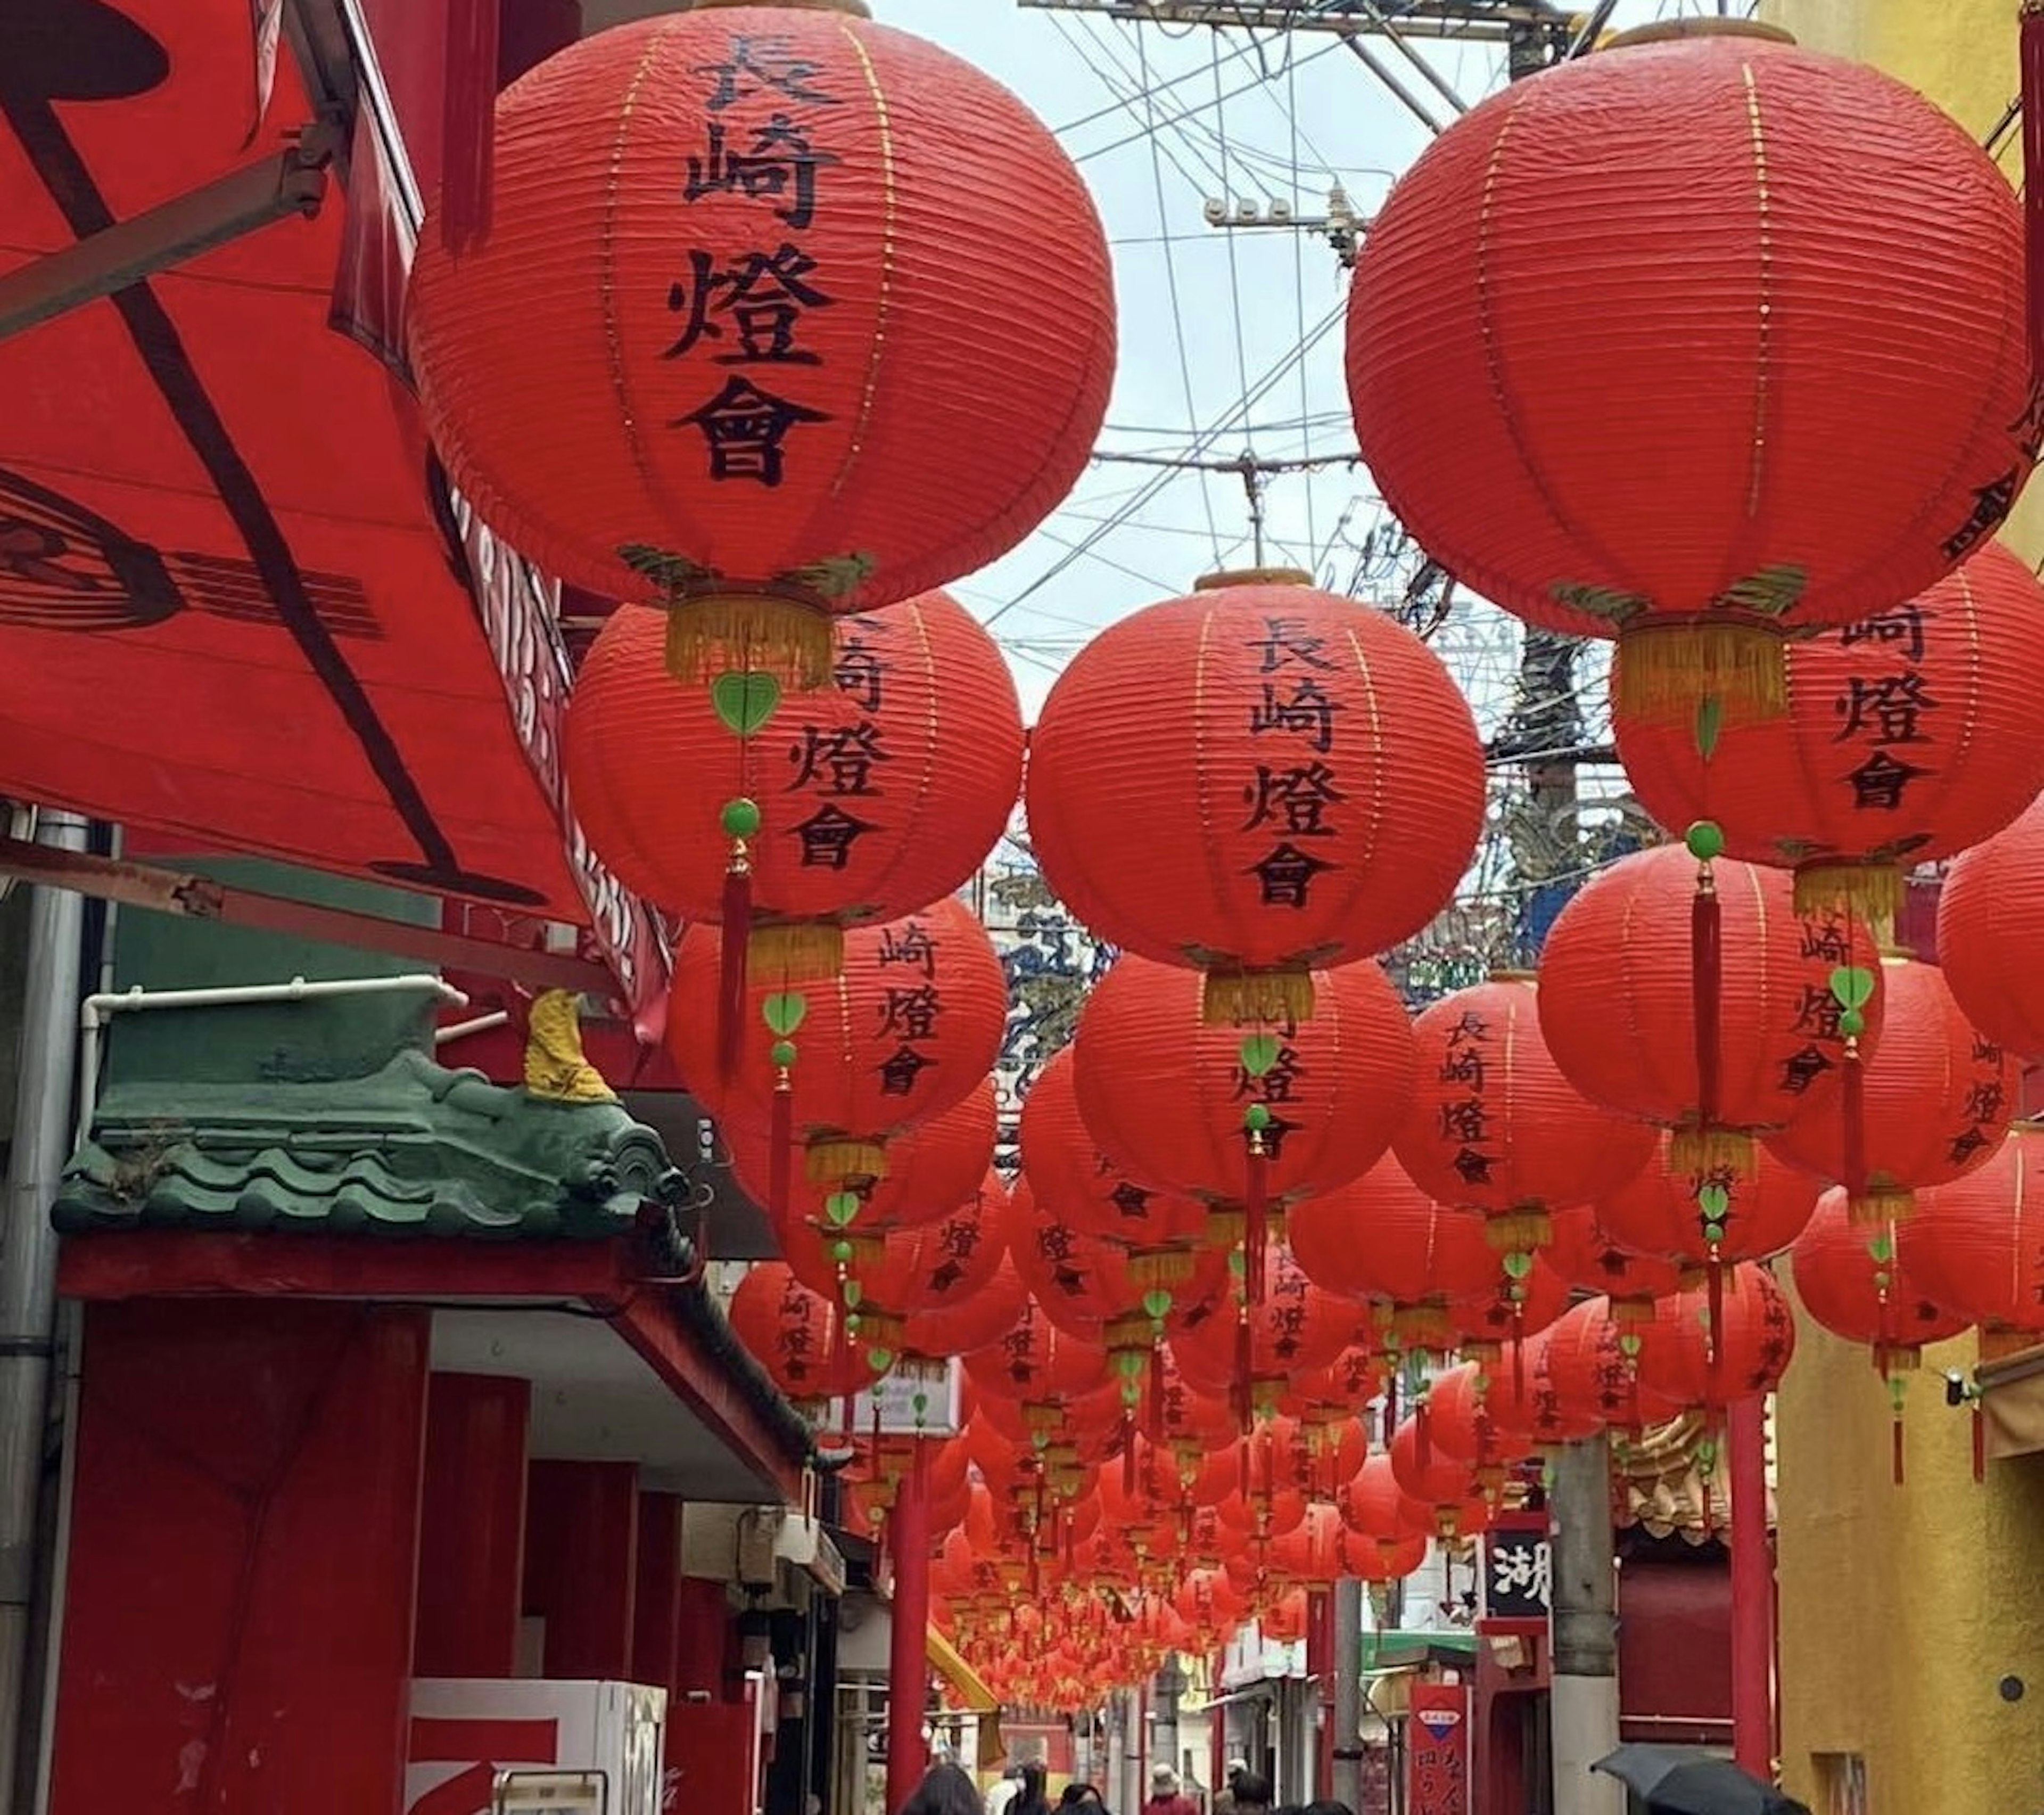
[1545,1204,1685,1313]
[1543,1296,1681,1435]
[1395,974,1655,1254]
[408,3,1116,682]
[566,590,1024,1038]
[1170,1247,1352,1424]
[1538,844,1885,1176]
[962,1299,1113,1429]
[904,1247,1025,1362]
[1938,795,2044,1060]
[1899,1128,2044,1337]
[1338,1456,1433,1579]
[1026,574,1485,1024]
[1633,1264,1797,1412]
[729,1261,881,1402]
[1792,1187,1968,1373]
[1347,21,2034,725]
[1765,956,2013,1224]
[1594,1131,1819,1271]
[1387,1417,1490,1538]
[1613,545,2044,922]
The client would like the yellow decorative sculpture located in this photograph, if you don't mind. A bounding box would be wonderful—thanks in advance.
[523,989,616,1105]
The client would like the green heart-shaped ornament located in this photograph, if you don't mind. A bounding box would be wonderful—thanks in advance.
[710,670,782,736]
[1142,1289,1174,1321]
[1501,1250,1535,1281]
[1829,965,1877,1012]
[1696,1181,1731,1222]
[762,992,808,1038]
[841,1279,863,1309]
[1239,1033,1281,1078]
[867,1346,894,1373]
[824,1191,861,1228]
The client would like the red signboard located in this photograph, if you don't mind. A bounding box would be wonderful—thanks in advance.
[1407,1681,1470,1815]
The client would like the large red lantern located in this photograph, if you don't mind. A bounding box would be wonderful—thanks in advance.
[1938,795,2044,1060]
[670,894,1005,1192]
[1613,545,2044,922]
[1538,844,1885,1175]
[1899,1129,2044,1337]
[566,590,1023,1009]
[1792,1187,1968,1374]
[1338,1456,1432,1578]
[1347,20,2034,725]
[1395,975,1655,1254]
[1593,1132,1819,1272]
[1171,1249,1352,1423]
[1545,1204,1684,1314]
[1026,575,1485,1024]
[729,1261,881,1402]
[1544,1297,1681,1434]
[1633,1264,1797,1412]
[1765,956,2013,1224]
[408,4,1115,682]
[1387,1417,1490,1538]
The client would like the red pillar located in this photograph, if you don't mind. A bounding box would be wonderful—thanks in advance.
[634,1492,685,1691]
[1728,1396,1775,1779]
[415,1373,531,1677]
[523,1461,639,1679]
[885,1457,933,1812]
[50,1300,430,1815]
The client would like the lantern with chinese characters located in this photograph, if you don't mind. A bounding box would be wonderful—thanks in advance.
[1613,545,2044,923]
[1026,574,1486,1025]
[1347,20,2035,725]
[1900,1128,2044,1338]
[1594,1132,1819,1278]
[566,591,1024,1060]
[1338,1456,1433,1578]
[1421,1362,1535,1498]
[961,1298,1114,1435]
[904,1245,1025,1362]
[1633,1264,1797,1414]
[1396,975,1655,1256]
[1938,795,2044,1061]
[1538,844,1884,1177]
[1766,956,2013,1224]
[669,894,1005,1206]
[1170,1247,1352,1426]
[1072,953,1414,1296]
[1544,1296,1680,1435]
[729,1261,883,1403]
[407,3,1116,684]
[1545,1204,1685,1315]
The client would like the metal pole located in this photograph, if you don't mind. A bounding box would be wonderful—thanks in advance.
[884,1463,933,1813]
[1547,1436,1622,1815]
[1330,1581,1364,1812]
[0,812,86,1815]
[1728,1397,1775,1780]
[1155,1656,1186,1788]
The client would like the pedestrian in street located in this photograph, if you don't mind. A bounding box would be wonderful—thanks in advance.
[1012,1760,1053,1815]
[1145,1765,1198,1815]
[1229,1773,1273,1815]
[987,1765,1024,1815]
[1214,1759,1249,1815]
[904,1765,990,1815]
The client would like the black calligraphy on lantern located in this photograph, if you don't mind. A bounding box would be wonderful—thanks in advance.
[1244,841,1337,910]
[673,376,828,486]
[1242,762,1346,838]
[833,623,887,713]
[1435,1011,1495,1188]
[878,919,938,979]
[1835,672,1936,746]
[789,720,891,795]
[1798,918,1851,964]
[1942,470,2021,563]
[1241,615,1348,910]
[1778,1042,1834,1097]
[1847,748,1934,811]
[1790,984,1845,1041]
[877,984,941,1042]
[1231,1042,1303,1104]
[665,243,834,365]
[685,115,840,232]
[874,918,942,1098]
[696,35,843,112]
[1250,678,1343,753]
[789,801,877,869]
[1840,602,1933,666]
[1109,1181,1152,1221]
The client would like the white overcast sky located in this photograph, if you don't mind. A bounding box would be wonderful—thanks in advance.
[870,1,1754,724]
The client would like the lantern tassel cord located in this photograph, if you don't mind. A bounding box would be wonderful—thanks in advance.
[1707,1252,1726,1391]
[2023,0,2044,377]
[768,1070,794,1220]
[1244,1149,1271,1307]
[1842,1036,1868,1211]
[717,851,752,1080]
[1415,1397,1432,1475]
[440,0,499,253]
[1123,1421,1138,1500]
[1893,1410,1906,1488]
[1149,1342,1166,1446]
[1692,863,1723,1132]
[1234,1312,1254,1436]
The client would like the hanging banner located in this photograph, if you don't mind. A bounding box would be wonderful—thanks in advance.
[1478,1509,1554,1631]
[1406,1681,1469,1815]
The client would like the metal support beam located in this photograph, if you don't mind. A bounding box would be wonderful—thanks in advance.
[1015,0,1553,40]
[0,123,338,347]
[0,836,620,999]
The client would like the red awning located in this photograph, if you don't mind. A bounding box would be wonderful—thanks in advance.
[0,0,662,1012]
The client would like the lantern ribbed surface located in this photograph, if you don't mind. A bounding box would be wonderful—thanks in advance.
[1394,976,1656,1251]
[668,892,1004,1148]
[1010,1178,1229,1339]
[729,1261,881,1400]
[1938,796,2044,1061]
[1614,544,2044,914]
[408,10,1115,610]
[1633,1262,1796,1410]
[1899,1129,2044,1335]
[1543,1296,1681,1432]
[1287,1154,1501,1323]
[1170,1247,1351,1387]
[1537,844,1885,1139]
[1765,956,2013,1220]
[960,1297,1110,1405]
[1025,580,1486,1004]
[1072,954,1414,1207]
[1544,1203,1685,1306]
[1347,31,2033,646]
[904,1248,1024,1361]
[1790,1187,1968,1361]
[1594,1130,1818,1268]
[776,1167,1006,1327]
[566,592,1022,922]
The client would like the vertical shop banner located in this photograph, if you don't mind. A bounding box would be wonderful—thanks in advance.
[1479,1509,1554,1630]
[1407,1682,1469,1815]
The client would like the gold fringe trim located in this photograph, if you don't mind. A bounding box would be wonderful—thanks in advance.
[1105,1313,1153,1353]
[834,1231,887,1269]
[1127,1246,1197,1292]
[1850,1186,1916,1227]
[664,594,837,691]
[1667,1124,1757,1180]
[1201,966,1317,1026]
[748,919,845,985]
[1792,860,1902,937]
[1022,1403,1065,1433]
[1874,1343,1925,1375]
[858,1310,905,1346]
[1461,1339,1502,1368]
[1384,1304,1455,1348]
[1250,1379,1287,1417]
[1485,1208,1552,1253]
[1613,619,1789,726]
[1205,1209,1244,1249]
[1610,1296,1660,1326]
[1477,1463,1511,1498]
[806,1138,890,1186]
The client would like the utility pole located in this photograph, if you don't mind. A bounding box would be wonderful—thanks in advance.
[1548,1438,1623,1815]
[1330,1580,1365,1811]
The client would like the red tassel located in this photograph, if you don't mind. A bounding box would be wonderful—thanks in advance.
[440,0,501,254]
[1841,1040,1867,1201]
[768,1072,794,1219]
[1692,868,1722,1130]
[1123,1423,1138,1499]
[1149,1343,1166,1446]
[1415,1399,1432,1474]
[1234,1313,1254,1435]
[2023,2,2044,375]
[717,864,752,1080]
[1706,1253,1726,1393]
[1892,1414,1906,1488]
[1239,1440,1251,1500]
[1975,1403,1987,1483]
[1244,1151,1270,1307]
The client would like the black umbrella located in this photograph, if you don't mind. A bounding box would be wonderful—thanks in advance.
[1591,1745,1810,1815]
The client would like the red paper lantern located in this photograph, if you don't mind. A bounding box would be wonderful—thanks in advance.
[1594,1131,1819,1271]
[566,591,1024,984]
[1765,956,2013,1224]
[1026,575,1485,1023]
[1938,796,2044,1060]
[669,894,1005,1185]
[1170,1247,1353,1420]
[1538,844,1885,1173]
[1073,953,1415,1211]
[905,1246,1025,1362]
[1387,1417,1489,1537]
[1633,1264,1797,1412]
[1899,1128,2044,1336]
[1338,1456,1433,1578]
[1347,22,2034,724]
[1543,1297,1681,1434]
[408,6,1115,680]
[1395,975,1655,1254]
[729,1261,881,1401]
[1424,1362,1536,1490]
[1545,1204,1685,1312]
[961,1298,1113,1422]
[1613,545,2044,921]
[1792,1187,1968,1370]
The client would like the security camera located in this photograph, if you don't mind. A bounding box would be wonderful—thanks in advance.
[1944,1369,1969,1407]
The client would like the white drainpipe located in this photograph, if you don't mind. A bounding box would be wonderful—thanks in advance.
[75,973,468,1149]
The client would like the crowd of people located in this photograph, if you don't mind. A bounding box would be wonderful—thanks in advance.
[905,1755,1357,1815]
